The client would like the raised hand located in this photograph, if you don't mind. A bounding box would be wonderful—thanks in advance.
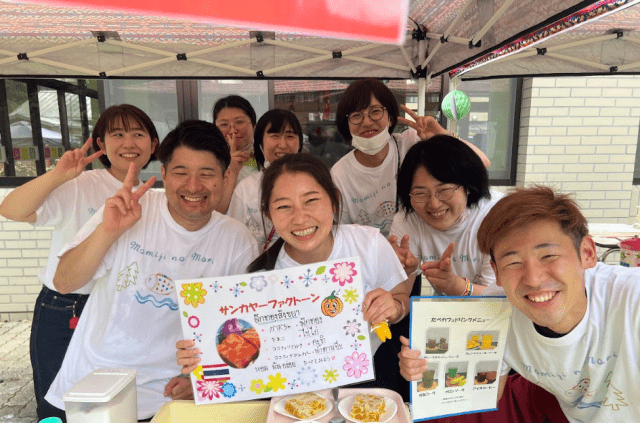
[398,336,428,381]
[362,288,396,326]
[226,131,251,175]
[388,234,420,274]
[51,138,103,182]
[398,105,448,141]
[102,163,156,236]
[176,339,201,374]
[420,242,465,295]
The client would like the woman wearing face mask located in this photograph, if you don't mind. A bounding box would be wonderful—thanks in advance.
[213,95,258,213]
[389,137,504,296]
[331,78,491,401]
[227,109,303,250]
[177,153,411,392]
[331,78,490,238]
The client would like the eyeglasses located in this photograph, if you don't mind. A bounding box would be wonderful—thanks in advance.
[409,185,461,203]
[347,106,387,125]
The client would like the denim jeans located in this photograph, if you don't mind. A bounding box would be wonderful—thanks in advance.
[30,286,89,422]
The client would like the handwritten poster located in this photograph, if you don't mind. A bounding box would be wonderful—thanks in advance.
[176,256,375,404]
[410,297,512,421]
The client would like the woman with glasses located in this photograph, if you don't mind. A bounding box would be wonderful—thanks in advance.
[332,79,491,400]
[332,78,490,238]
[213,95,258,213]
[389,136,504,296]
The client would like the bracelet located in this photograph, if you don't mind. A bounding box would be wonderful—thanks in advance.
[391,298,407,324]
[461,278,473,296]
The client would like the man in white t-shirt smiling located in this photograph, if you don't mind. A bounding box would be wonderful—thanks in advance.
[46,120,258,421]
[399,186,640,423]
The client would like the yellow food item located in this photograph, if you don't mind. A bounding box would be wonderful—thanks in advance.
[350,394,386,422]
[466,340,480,349]
[372,321,392,342]
[451,375,466,385]
[284,393,326,419]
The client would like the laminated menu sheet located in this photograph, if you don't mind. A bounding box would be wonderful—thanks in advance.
[409,296,512,421]
[176,256,376,404]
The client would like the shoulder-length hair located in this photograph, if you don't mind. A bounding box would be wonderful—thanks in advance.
[336,78,399,143]
[253,109,303,170]
[212,95,257,127]
[397,136,490,214]
[91,104,159,169]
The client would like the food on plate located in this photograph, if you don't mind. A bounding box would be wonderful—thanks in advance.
[466,339,480,349]
[284,392,326,419]
[350,393,386,422]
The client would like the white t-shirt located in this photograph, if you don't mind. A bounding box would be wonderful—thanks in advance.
[389,192,503,295]
[237,160,257,182]
[45,190,258,420]
[275,224,407,354]
[227,169,278,251]
[35,168,137,294]
[331,129,420,237]
[502,263,640,423]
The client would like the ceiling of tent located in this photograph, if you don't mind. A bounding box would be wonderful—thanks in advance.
[0,0,638,79]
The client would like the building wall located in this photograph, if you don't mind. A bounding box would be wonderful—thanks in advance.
[1,75,640,321]
[509,75,640,223]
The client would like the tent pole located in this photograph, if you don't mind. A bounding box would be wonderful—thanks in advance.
[417,77,426,117]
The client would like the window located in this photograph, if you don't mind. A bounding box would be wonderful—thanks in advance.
[0,79,99,185]
[449,78,521,184]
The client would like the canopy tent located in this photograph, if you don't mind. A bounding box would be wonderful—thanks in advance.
[0,0,638,83]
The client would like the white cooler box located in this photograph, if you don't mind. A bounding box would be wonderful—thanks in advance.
[63,368,137,423]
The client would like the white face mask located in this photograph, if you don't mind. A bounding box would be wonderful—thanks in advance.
[350,129,390,155]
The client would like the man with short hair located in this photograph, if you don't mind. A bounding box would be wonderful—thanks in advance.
[45,120,259,420]
[399,186,640,422]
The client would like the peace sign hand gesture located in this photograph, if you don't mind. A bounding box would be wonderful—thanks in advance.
[102,162,156,237]
[397,105,448,141]
[226,132,251,176]
[388,234,420,275]
[52,138,104,182]
[420,242,466,295]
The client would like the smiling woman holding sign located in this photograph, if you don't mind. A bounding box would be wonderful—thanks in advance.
[177,153,411,391]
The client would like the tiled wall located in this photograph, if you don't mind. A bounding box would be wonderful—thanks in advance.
[508,76,640,223]
[2,75,640,320]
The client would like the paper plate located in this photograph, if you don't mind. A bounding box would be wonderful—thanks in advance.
[338,394,397,423]
[273,393,332,421]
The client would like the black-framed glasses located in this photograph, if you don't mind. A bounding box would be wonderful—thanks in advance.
[409,185,461,203]
[347,106,387,125]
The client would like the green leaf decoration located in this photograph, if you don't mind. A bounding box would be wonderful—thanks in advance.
[357,335,366,340]
[183,312,188,317]
[316,266,326,275]
[240,282,247,287]
[264,386,272,393]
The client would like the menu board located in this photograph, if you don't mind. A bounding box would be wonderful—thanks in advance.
[176,256,375,404]
[410,296,512,421]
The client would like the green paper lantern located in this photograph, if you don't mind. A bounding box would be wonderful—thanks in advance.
[441,90,471,121]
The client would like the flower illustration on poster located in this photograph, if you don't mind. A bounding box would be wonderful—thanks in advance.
[180,282,207,308]
[343,351,370,378]
[330,261,357,286]
[176,256,375,405]
[196,380,223,401]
